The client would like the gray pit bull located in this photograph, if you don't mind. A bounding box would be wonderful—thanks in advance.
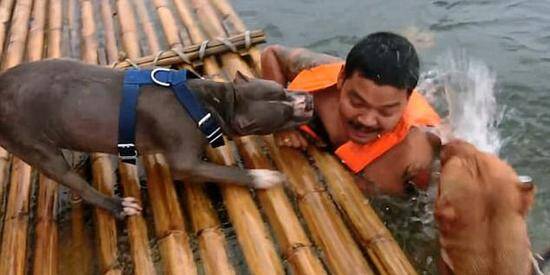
[0,59,313,219]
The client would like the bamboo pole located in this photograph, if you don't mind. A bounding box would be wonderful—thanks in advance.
[235,136,327,275]
[0,0,15,59]
[80,2,122,274]
[47,0,63,58]
[150,0,184,50]
[0,159,33,275]
[117,3,197,274]
[67,193,94,275]
[183,184,236,275]
[99,0,118,65]
[113,30,266,69]
[0,1,35,274]
[61,2,95,274]
[143,155,197,275]
[1,0,33,70]
[31,1,60,274]
[264,137,374,275]
[33,176,59,275]
[27,0,47,61]
[309,147,417,274]
[133,0,162,54]
[116,0,141,58]
[66,0,79,58]
[209,0,262,73]
[100,1,158,274]
[0,0,12,228]
[0,149,9,230]
[205,145,285,275]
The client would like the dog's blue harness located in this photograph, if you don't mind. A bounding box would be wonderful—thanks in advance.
[118,68,224,165]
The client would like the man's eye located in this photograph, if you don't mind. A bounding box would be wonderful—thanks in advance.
[349,94,363,107]
[380,109,393,117]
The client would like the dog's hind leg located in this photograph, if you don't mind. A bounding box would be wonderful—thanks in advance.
[166,155,285,188]
[3,141,141,219]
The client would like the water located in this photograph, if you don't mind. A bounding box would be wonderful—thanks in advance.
[232,0,550,271]
[419,51,502,154]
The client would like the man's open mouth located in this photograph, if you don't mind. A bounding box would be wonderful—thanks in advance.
[347,121,379,140]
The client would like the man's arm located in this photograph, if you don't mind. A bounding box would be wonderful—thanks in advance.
[261,44,342,86]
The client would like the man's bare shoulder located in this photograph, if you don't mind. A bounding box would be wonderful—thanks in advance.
[264,45,342,80]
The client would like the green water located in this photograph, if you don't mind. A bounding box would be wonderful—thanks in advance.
[232,0,550,271]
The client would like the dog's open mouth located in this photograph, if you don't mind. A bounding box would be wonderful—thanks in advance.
[289,93,314,122]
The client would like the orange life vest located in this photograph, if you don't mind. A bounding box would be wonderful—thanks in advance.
[288,63,441,173]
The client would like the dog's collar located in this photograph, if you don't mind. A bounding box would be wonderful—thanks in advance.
[118,68,225,164]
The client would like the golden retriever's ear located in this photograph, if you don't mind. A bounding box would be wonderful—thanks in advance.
[435,204,457,234]
[517,180,535,216]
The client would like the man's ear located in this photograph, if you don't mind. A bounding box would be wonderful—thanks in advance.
[337,66,345,90]
[233,70,250,84]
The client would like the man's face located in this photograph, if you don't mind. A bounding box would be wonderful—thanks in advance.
[337,70,409,144]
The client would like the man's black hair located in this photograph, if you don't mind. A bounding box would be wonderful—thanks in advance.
[344,32,419,94]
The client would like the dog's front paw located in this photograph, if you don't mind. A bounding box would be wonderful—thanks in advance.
[248,169,286,189]
[113,197,143,219]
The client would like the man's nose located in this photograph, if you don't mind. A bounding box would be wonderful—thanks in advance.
[356,111,378,128]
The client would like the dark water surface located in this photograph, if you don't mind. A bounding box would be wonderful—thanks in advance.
[232,0,550,271]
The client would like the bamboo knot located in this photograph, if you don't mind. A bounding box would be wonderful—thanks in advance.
[363,232,393,248]
[296,187,328,202]
[158,229,187,241]
[152,48,192,66]
[112,51,138,68]
[5,210,31,220]
[196,225,222,238]
[100,260,122,275]
[214,36,238,53]
[198,40,209,60]
[283,242,313,261]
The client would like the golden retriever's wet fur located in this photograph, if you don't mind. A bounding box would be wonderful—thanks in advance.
[436,140,535,275]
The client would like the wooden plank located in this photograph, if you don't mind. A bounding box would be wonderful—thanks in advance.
[0,1,36,274]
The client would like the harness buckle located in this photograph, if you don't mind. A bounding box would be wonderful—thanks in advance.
[197,113,224,146]
[118,143,138,164]
[151,67,172,87]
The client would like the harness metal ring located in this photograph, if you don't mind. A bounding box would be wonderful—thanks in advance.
[151,67,171,87]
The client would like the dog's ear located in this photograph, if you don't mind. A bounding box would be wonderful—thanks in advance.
[233,70,250,84]
[517,180,535,216]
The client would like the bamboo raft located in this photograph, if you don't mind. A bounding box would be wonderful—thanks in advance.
[0,0,417,274]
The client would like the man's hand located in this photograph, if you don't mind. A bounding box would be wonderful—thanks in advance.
[274,130,309,150]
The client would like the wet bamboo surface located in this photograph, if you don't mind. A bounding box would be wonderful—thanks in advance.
[0,0,416,274]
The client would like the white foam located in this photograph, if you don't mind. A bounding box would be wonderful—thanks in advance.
[418,51,503,155]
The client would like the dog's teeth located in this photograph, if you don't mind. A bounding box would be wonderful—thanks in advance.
[249,169,286,189]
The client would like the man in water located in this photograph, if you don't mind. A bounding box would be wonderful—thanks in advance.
[261,32,441,196]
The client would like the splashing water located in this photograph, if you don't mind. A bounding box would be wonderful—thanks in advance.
[418,52,503,154]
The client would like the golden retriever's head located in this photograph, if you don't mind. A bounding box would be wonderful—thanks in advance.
[435,139,535,235]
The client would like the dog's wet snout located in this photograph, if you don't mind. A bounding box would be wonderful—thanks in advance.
[288,93,314,119]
